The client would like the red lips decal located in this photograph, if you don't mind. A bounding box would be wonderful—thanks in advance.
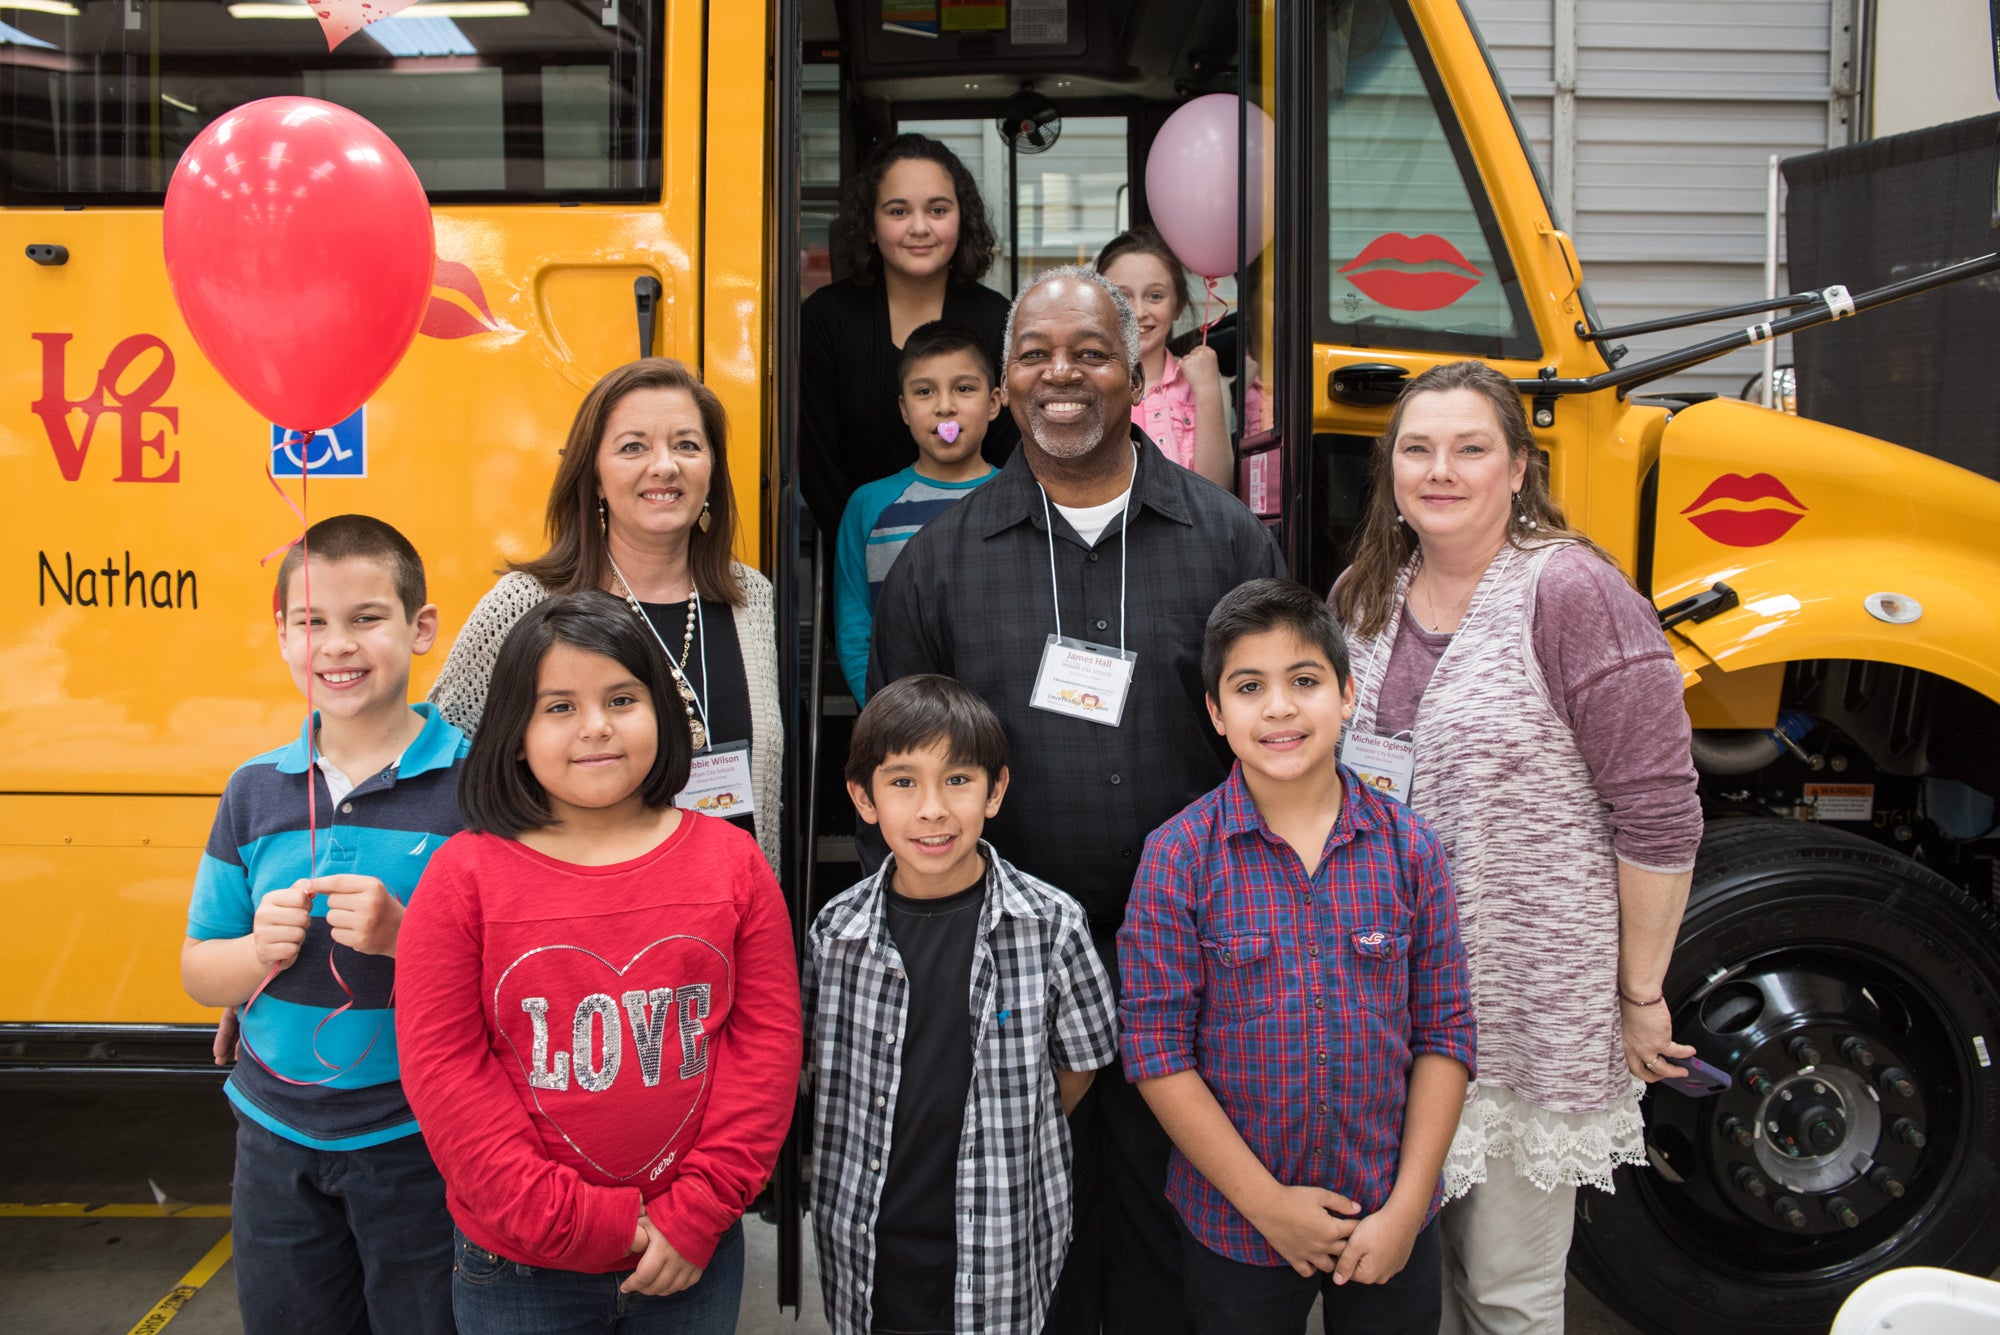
[420,258,507,339]
[1339,233,1484,311]
[1681,472,1807,547]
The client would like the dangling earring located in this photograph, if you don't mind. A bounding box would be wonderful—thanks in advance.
[697,499,712,534]
[1395,513,1405,525]
[1514,491,1537,530]
[598,497,608,535]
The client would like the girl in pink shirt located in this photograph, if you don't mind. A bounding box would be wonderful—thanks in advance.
[1095,226,1234,489]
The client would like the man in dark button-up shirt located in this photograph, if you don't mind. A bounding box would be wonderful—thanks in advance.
[868,265,1284,1335]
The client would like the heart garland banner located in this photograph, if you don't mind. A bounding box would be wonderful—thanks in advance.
[312,0,421,52]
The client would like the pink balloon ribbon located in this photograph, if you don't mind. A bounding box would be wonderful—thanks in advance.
[236,437,392,1088]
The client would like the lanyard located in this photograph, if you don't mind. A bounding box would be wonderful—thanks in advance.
[1037,446,1136,656]
[604,550,714,743]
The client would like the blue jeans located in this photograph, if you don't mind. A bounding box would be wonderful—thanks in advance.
[230,1107,456,1335]
[451,1219,745,1335]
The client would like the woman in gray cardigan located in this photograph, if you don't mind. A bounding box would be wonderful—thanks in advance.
[429,357,781,871]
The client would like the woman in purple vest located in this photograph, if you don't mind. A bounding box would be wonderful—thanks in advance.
[1328,360,1701,1335]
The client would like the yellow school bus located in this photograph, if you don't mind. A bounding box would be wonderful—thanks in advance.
[5,1,2000,1328]
[0,0,771,1029]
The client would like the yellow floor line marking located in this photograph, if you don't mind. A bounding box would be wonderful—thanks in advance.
[0,1203,231,1219]
[125,1230,233,1335]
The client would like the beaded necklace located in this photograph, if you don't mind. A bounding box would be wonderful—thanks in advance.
[605,550,709,750]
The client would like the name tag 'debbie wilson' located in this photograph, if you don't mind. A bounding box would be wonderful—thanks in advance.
[1341,730,1415,804]
[673,741,755,817]
[1030,635,1137,728]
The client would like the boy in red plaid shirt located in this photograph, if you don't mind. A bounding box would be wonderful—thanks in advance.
[1117,579,1475,1334]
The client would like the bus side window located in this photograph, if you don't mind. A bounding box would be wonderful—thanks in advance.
[0,0,664,206]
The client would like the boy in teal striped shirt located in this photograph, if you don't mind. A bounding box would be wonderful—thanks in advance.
[181,514,464,1335]
[835,320,1002,701]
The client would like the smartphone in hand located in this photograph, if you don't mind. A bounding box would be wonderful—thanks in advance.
[1659,1056,1732,1098]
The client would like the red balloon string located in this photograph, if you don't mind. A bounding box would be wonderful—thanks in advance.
[237,433,390,1087]
[1201,276,1220,347]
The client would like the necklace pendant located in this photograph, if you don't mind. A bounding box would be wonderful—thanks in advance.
[688,718,707,750]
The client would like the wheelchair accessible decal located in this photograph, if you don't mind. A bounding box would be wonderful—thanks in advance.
[1681,472,1806,547]
[270,406,366,478]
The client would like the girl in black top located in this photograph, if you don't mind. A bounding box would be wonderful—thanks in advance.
[800,134,1019,534]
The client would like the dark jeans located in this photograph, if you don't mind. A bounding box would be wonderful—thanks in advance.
[1042,929,1191,1335]
[452,1220,744,1335]
[230,1107,455,1335]
[1179,1212,1442,1335]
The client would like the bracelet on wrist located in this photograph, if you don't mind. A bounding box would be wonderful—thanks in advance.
[1617,986,1664,1007]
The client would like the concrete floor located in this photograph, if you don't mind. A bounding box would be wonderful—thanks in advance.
[737,1209,1637,1335]
[0,1080,1635,1334]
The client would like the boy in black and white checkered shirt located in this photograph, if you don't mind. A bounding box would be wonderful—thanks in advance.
[805,674,1118,1335]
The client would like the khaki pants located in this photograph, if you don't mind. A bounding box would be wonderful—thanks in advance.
[1437,1167,1577,1335]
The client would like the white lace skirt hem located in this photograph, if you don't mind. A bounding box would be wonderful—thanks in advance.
[1442,1082,1647,1198]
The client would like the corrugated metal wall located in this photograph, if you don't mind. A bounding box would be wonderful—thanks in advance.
[1470,0,1859,398]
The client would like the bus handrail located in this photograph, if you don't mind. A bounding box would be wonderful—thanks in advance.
[1520,250,2000,400]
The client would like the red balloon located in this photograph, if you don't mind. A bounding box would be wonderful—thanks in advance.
[163,97,434,432]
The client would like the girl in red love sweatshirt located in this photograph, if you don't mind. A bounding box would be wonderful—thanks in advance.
[397,592,800,1333]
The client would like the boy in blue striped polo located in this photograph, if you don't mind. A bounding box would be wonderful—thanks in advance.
[181,514,465,1335]
[834,320,1003,702]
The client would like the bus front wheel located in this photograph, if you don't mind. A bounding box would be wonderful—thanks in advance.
[1568,818,2000,1334]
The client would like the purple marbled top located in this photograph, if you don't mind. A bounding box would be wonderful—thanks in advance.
[1369,544,1700,872]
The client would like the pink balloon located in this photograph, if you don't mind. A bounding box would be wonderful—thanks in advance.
[1144,94,1276,279]
[163,98,434,432]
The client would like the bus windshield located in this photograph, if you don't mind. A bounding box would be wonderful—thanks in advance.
[1315,0,1539,358]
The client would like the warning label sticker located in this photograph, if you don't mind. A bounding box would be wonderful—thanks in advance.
[1805,783,1875,821]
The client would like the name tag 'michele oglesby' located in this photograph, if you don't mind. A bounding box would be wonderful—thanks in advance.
[1341,730,1415,803]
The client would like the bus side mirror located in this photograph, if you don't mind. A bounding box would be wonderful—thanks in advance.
[1535,220,1583,301]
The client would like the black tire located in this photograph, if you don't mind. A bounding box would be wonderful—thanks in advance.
[1569,818,2000,1334]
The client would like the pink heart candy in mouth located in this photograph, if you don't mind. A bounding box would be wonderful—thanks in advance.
[937,421,960,443]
